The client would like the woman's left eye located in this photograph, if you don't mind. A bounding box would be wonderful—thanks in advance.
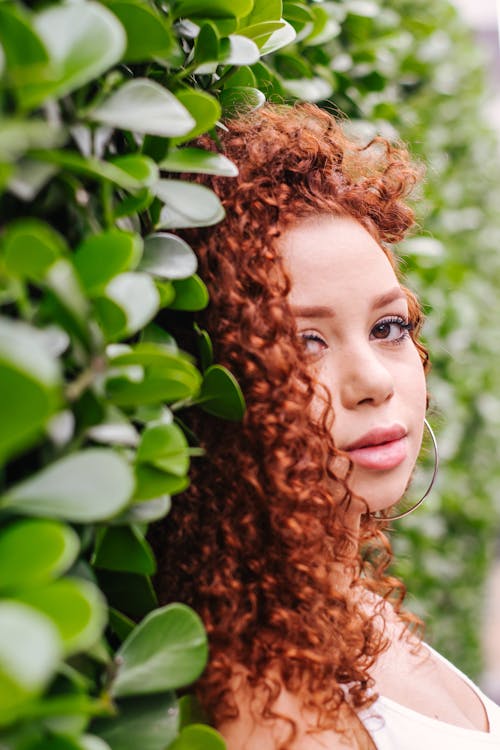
[371,317,412,343]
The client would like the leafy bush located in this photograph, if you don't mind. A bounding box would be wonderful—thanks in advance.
[1,0,499,747]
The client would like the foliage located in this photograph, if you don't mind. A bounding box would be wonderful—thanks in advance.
[0,0,499,747]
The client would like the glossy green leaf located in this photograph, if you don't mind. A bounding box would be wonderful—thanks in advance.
[154,280,176,307]
[137,423,189,476]
[43,259,91,347]
[160,147,238,176]
[193,22,220,65]
[93,526,156,575]
[155,180,225,229]
[112,495,171,524]
[239,20,289,49]
[172,0,253,21]
[134,465,188,500]
[112,604,207,697]
[91,691,178,750]
[17,578,107,656]
[195,325,214,371]
[98,272,160,338]
[172,89,221,143]
[220,85,265,114]
[0,450,135,522]
[168,725,226,750]
[90,79,195,138]
[30,150,142,191]
[259,19,296,54]
[139,232,197,280]
[19,2,126,108]
[221,34,260,65]
[0,317,60,462]
[109,608,135,642]
[0,602,61,721]
[73,231,143,296]
[199,364,245,420]
[2,219,66,283]
[0,120,65,162]
[105,0,175,62]
[96,570,157,620]
[0,519,79,594]
[169,274,209,311]
[111,155,159,188]
[0,6,49,77]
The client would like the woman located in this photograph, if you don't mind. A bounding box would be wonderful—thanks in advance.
[152,104,500,748]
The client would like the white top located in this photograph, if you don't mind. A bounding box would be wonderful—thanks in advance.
[361,646,500,749]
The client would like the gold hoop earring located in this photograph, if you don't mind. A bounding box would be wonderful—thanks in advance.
[372,418,439,521]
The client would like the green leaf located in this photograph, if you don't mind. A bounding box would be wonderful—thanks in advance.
[239,20,289,49]
[172,89,221,144]
[193,22,220,65]
[91,691,178,750]
[112,495,171,524]
[105,0,175,62]
[220,85,265,115]
[90,79,195,138]
[0,602,61,723]
[241,0,282,26]
[30,150,143,191]
[17,578,107,656]
[73,231,143,296]
[259,19,296,54]
[43,259,92,349]
[1,450,135,522]
[137,423,189,476]
[2,219,66,283]
[111,155,159,188]
[15,3,125,108]
[134,465,188,500]
[139,232,197,280]
[168,725,226,750]
[97,273,160,339]
[95,570,157,619]
[160,147,238,176]
[0,120,65,163]
[0,519,79,594]
[169,274,209,311]
[195,325,214,371]
[93,526,156,575]
[283,76,333,101]
[0,5,49,79]
[172,0,253,21]
[106,343,201,405]
[0,317,60,463]
[109,608,135,642]
[199,365,245,420]
[111,604,207,697]
[221,34,260,65]
[8,159,58,202]
[155,180,225,229]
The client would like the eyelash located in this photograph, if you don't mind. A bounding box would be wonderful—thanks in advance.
[300,315,414,354]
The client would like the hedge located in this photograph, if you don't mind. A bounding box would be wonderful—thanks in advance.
[1,0,499,747]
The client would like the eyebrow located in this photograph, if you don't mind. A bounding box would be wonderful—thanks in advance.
[291,287,406,319]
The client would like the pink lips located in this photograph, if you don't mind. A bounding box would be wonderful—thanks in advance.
[344,425,408,471]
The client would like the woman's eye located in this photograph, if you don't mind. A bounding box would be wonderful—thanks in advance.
[371,317,412,342]
[300,332,327,355]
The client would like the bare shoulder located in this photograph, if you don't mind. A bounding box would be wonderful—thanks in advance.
[218,669,373,750]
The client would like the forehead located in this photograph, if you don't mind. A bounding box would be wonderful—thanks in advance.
[280,215,400,305]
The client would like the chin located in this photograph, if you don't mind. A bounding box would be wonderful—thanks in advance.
[349,467,413,515]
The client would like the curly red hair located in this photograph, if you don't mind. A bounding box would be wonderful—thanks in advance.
[151,104,428,748]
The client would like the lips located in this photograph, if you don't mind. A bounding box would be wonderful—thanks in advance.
[343,425,408,471]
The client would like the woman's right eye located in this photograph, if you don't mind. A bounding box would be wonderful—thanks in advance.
[300,331,327,356]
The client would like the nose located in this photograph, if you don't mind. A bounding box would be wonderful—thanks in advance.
[338,344,394,410]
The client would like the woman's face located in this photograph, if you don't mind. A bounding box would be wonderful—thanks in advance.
[281,215,427,514]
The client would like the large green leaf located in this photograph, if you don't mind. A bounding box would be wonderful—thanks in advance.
[30,150,143,191]
[90,80,195,138]
[105,0,175,62]
[139,233,197,280]
[159,147,238,176]
[73,231,143,296]
[92,691,178,750]
[93,526,156,575]
[0,519,79,594]
[199,364,245,420]
[0,602,61,723]
[17,578,107,656]
[169,275,209,311]
[133,465,188,500]
[136,423,189,476]
[20,2,126,107]
[0,317,60,462]
[155,180,225,228]
[111,604,207,697]
[97,273,160,339]
[168,725,226,750]
[2,219,65,282]
[172,89,221,144]
[172,0,253,20]
[0,450,135,522]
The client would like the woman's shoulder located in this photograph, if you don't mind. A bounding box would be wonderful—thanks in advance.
[218,668,374,750]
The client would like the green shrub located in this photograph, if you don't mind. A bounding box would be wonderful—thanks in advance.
[1,0,499,747]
